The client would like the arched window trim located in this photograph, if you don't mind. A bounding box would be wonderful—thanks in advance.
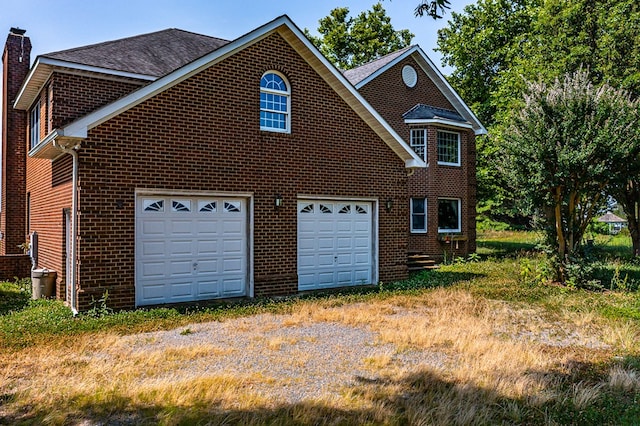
[260,71,291,133]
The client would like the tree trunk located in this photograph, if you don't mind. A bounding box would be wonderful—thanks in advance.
[554,187,567,281]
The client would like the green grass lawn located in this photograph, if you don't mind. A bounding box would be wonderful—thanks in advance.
[0,230,638,425]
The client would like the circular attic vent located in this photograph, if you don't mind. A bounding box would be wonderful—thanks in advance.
[402,65,418,88]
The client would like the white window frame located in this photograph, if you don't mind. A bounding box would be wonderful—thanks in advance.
[410,197,427,233]
[438,198,461,233]
[260,71,290,133]
[30,100,41,149]
[437,129,460,166]
[410,128,427,162]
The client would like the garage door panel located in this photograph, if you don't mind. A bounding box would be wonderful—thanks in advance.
[198,220,219,235]
[336,220,352,232]
[317,272,335,286]
[196,240,218,255]
[336,270,353,284]
[317,237,334,250]
[354,220,370,232]
[299,254,316,268]
[168,240,193,256]
[197,259,219,273]
[169,281,193,297]
[168,260,193,276]
[141,261,165,277]
[142,220,165,235]
[354,252,370,265]
[223,239,243,253]
[298,200,373,291]
[317,220,334,233]
[222,220,243,235]
[197,279,221,297]
[223,278,244,295]
[170,220,193,235]
[337,237,353,249]
[137,195,247,306]
[142,283,166,301]
[317,254,335,267]
[335,253,353,265]
[223,258,243,273]
[354,237,370,248]
[298,237,315,250]
[355,269,370,282]
[141,241,165,256]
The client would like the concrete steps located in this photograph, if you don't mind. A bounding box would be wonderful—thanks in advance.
[407,252,439,271]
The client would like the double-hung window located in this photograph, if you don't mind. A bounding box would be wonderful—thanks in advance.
[410,198,427,233]
[260,71,290,132]
[437,130,460,166]
[30,101,40,149]
[438,198,461,233]
[410,128,427,161]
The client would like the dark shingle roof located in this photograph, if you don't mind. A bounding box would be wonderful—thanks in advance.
[403,104,467,123]
[342,45,414,85]
[42,28,230,77]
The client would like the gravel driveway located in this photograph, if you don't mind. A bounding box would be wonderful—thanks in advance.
[114,312,449,405]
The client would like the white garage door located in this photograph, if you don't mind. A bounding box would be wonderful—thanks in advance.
[136,195,247,306]
[297,200,373,290]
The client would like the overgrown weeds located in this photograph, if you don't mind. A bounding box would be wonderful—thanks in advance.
[0,230,638,424]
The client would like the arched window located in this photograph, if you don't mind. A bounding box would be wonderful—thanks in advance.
[260,72,290,132]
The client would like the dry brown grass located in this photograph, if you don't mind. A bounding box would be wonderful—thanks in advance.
[0,286,636,425]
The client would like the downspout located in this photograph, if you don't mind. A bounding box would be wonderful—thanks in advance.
[53,140,79,315]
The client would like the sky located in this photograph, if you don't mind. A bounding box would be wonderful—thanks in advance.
[0,0,475,73]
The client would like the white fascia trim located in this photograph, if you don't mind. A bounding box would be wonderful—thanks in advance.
[282,21,425,168]
[62,17,288,138]
[38,57,157,81]
[354,46,421,90]
[14,57,156,109]
[404,118,474,130]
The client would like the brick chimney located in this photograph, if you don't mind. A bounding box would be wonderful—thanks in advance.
[1,28,31,255]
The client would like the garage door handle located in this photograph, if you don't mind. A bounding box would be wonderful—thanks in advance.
[193,262,198,270]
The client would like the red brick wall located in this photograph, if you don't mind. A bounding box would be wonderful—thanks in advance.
[356,55,477,258]
[0,254,31,281]
[50,73,145,128]
[1,32,31,255]
[32,33,410,310]
[25,72,149,303]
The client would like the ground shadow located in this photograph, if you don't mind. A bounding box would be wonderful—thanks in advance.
[3,358,638,425]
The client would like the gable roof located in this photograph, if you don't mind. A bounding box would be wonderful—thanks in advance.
[342,46,413,86]
[345,45,487,136]
[15,29,229,110]
[43,28,230,77]
[26,15,425,169]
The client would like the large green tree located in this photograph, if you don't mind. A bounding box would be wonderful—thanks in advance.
[438,0,640,243]
[305,3,414,70]
[502,70,640,278]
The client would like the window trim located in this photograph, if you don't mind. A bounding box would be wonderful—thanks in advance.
[410,197,427,234]
[436,129,461,166]
[410,128,427,162]
[437,198,461,233]
[260,71,290,133]
[30,100,41,149]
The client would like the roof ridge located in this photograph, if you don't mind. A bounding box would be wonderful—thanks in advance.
[349,44,415,72]
[42,28,229,57]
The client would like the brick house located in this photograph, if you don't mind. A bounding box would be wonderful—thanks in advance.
[0,16,484,312]
[344,46,486,265]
